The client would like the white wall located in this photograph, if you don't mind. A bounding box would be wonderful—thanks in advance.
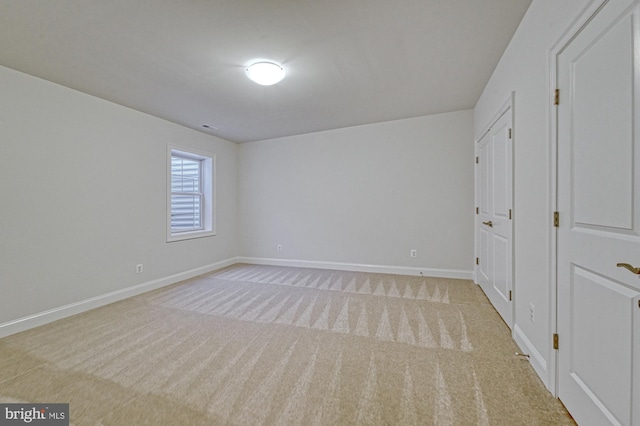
[474,0,591,389]
[238,110,474,276]
[0,65,238,329]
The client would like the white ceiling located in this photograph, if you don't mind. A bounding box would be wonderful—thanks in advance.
[0,0,531,143]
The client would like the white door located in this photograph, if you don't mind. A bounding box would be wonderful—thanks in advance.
[557,0,640,424]
[477,108,513,327]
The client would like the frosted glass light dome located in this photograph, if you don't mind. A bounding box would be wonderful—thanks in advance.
[246,62,285,86]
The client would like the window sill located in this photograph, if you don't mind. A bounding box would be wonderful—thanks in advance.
[167,229,216,243]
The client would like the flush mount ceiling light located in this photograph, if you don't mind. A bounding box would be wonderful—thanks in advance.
[245,61,285,86]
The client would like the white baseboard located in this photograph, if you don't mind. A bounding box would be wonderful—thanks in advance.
[237,257,473,280]
[0,257,239,339]
[513,324,551,390]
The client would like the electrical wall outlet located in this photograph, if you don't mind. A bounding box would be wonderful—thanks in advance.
[410,249,417,258]
[136,264,144,274]
[277,244,283,252]
[529,303,535,323]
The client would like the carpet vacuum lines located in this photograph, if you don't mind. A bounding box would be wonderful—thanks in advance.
[0,263,575,425]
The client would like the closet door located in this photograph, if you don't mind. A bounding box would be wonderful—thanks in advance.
[476,108,513,327]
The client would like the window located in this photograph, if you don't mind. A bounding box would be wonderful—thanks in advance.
[167,145,215,242]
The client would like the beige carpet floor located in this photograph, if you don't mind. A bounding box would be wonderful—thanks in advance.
[0,264,574,425]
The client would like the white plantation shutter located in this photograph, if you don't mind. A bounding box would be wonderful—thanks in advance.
[171,154,203,232]
[167,145,215,242]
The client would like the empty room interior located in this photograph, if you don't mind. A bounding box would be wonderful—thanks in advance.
[1,0,638,425]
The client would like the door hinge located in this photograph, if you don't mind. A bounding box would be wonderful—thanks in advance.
[509,209,512,220]
[476,207,479,215]
[476,257,479,265]
[508,128,512,139]
[553,211,560,227]
[475,156,479,164]
[509,290,512,301]
[554,89,560,105]
[553,333,559,350]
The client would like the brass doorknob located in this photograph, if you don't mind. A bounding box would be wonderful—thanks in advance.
[617,263,640,274]
[482,221,493,227]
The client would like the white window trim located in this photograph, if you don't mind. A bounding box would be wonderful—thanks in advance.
[167,144,216,242]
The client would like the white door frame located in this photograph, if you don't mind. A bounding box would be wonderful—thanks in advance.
[548,0,611,397]
[474,92,515,327]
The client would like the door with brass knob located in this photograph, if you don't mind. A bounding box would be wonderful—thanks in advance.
[475,101,513,328]
[556,1,640,423]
